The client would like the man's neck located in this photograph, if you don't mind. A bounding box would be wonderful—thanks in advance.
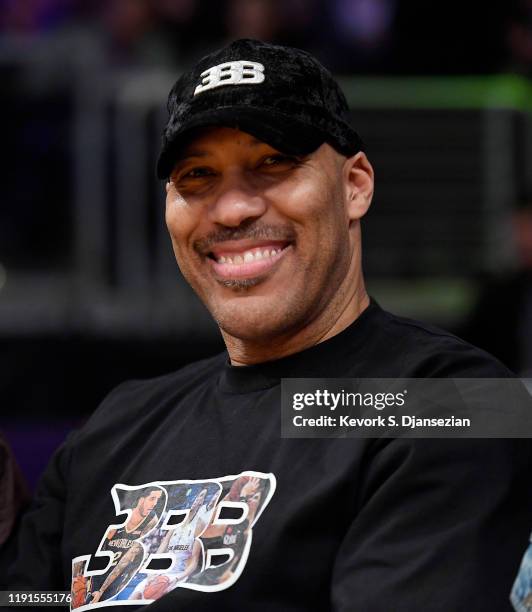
[223,287,370,366]
[127,508,145,529]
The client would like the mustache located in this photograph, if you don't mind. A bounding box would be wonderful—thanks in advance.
[193,222,297,255]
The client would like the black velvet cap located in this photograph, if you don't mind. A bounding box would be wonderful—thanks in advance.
[156,38,364,179]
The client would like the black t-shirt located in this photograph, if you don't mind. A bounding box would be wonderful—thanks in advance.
[6,301,532,611]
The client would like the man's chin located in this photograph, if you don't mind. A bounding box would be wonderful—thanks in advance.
[215,306,300,344]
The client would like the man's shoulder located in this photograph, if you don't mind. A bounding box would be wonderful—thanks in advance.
[363,303,514,378]
[113,350,227,396]
[85,351,227,427]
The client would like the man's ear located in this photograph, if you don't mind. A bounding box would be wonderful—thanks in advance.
[343,152,374,220]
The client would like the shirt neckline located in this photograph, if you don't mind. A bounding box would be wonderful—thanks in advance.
[218,298,382,394]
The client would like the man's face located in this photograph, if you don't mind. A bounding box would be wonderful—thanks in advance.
[165,127,363,343]
[138,490,162,516]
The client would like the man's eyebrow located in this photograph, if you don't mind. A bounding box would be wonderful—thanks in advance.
[174,150,210,164]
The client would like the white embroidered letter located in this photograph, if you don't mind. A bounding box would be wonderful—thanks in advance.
[194,61,265,96]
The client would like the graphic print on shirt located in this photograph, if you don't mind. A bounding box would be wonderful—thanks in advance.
[71,471,276,610]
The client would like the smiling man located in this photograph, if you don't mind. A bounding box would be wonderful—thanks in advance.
[6,39,532,611]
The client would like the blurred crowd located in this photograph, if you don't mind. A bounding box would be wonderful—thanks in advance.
[461,195,532,377]
[0,0,531,75]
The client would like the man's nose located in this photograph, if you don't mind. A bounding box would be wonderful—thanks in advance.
[208,173,267,227]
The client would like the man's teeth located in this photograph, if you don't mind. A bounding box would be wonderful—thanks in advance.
[218,248,282,265]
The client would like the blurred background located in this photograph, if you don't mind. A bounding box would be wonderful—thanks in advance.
[1,0,532,489]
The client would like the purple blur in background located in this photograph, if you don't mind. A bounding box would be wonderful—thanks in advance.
[2,421,84,491]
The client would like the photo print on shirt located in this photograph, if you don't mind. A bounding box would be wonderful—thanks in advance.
[70,472,276,609]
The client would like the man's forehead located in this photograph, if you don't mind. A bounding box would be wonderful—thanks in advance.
[143,490,162,498]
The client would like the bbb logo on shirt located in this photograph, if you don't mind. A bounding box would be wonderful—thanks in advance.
[70,472,276,610]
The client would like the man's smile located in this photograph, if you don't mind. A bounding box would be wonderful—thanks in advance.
[207,240,292,281]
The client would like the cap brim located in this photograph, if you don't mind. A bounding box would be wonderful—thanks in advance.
[156,107,328,179]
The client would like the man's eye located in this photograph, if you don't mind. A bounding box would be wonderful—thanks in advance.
[180,167,214,179]
[260,154,299,168]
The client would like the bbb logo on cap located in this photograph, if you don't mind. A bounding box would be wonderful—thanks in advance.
[194,61,265,96]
